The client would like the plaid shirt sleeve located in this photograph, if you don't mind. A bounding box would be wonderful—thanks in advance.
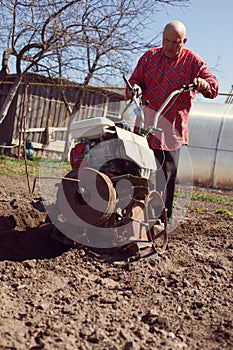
[126,48,219,151]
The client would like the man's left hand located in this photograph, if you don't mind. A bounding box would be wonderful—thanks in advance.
[193,77,209,91]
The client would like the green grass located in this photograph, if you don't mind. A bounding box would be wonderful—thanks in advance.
[175,189,233,218]
[0,155,71,176]
[176,190,233,207]
[215,208,233,217]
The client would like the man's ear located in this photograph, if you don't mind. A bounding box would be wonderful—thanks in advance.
[183,37,188,45]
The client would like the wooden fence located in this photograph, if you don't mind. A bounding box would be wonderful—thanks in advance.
[0,74,126,157]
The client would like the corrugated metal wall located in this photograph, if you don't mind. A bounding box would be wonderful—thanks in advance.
[178,102,233,190]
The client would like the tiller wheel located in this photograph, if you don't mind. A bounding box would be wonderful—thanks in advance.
[118,189,168,258]
[56,167,168,257]
[57,167,116,227]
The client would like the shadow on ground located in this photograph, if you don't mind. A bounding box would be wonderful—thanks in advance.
[0,222,70,261]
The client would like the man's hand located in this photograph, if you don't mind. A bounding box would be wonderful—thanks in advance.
[129,84,142,97]
[193,77,209,92]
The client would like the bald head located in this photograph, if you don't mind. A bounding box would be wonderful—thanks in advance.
[164,21,187,37]
[162,21,187,58]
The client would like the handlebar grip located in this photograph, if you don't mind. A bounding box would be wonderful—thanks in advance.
[182,83,197,91]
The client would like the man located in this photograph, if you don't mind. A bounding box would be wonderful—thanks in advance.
[126,20,219,222]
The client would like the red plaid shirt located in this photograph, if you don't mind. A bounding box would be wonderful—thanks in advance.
[126,47,219,150]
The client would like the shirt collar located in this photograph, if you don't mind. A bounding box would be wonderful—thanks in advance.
[162,47,184,61]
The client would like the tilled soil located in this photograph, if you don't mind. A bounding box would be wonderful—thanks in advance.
[0,174,232,350]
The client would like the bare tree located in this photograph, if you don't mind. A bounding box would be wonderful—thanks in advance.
[0,0,190,124]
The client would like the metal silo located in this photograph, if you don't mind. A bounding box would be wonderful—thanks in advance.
[177,102,233,190]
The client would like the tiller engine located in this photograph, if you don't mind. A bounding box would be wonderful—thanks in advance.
[55,117,168,258]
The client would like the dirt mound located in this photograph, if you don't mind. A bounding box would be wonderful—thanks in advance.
[0,174,232,349]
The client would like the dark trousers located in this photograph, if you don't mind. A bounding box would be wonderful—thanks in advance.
[153,148,180,219]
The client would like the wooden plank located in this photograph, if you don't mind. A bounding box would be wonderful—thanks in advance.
[23,127,67,133]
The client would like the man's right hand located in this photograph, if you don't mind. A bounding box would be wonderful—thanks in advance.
[130,84,142,97]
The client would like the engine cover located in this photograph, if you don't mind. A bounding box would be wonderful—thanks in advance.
[69,117,156,177]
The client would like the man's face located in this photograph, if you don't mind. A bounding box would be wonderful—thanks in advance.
[162,29,187,58]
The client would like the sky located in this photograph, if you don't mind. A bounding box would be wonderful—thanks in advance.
[142,0,233,103]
